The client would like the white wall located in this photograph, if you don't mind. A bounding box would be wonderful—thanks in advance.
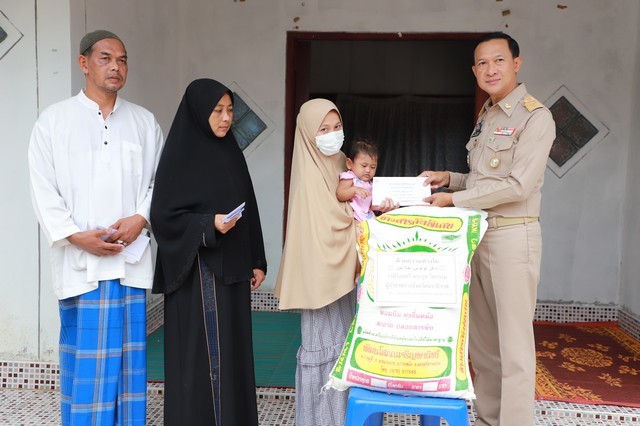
[2,0,640,361]
[0,0,39,360]
[0,0,72,361]
[536,3,638,305]
[620,6,640,316]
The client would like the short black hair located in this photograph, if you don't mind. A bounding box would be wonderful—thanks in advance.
[475,32,520,59]
[348,138,378,161]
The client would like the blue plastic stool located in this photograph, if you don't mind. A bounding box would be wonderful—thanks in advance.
[345,387,469,426]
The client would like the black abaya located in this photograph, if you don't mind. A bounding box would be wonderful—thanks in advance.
[163,257,258,426]
[151,79,267,426]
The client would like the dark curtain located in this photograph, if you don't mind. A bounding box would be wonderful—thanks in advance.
[336,94,474,177]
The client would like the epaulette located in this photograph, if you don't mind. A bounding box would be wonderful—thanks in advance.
[523,96,544,112]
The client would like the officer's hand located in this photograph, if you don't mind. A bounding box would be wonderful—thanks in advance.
[419,171,450,190]
[424,192,453,207]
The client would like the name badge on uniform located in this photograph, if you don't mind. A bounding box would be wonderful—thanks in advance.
[470,122,483,138]
[493,127,515,136]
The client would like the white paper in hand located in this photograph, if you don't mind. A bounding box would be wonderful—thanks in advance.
[123,234,150,263]
[372,177,431,206]
[97,225,117,241]
[223,202,245,223]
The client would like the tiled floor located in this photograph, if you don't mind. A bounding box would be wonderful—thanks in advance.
[2,386,640,425]
[3,300,638,425]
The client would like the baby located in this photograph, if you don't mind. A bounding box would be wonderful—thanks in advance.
[336,139,378,222]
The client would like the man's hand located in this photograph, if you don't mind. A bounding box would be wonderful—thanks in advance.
[107,214,147,246]
[419,171,454,207]
[424,192,454,207]
[418,170,450,190]
[250,268,266,291]
[68,230,124,256]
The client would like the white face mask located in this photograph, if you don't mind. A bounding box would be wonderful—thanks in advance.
[315,130,345,156]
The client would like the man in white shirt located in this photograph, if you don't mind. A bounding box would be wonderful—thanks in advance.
[28,30,163,425]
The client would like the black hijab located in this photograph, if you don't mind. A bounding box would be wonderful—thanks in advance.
[151,78,267,294]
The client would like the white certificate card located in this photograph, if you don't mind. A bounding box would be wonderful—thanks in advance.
[372,177,431,206]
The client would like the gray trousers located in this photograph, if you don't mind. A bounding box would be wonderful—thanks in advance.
[295,290,356,426]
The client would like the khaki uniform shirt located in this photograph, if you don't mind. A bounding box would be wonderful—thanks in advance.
[449,84,555,218]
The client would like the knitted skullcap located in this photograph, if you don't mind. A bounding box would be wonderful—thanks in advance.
[79,30,122,55]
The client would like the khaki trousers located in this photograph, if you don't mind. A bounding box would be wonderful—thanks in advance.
[469,221,542,426]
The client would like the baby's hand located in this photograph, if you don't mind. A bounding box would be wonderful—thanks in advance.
[353,188,371,199]
[372,198,399,213]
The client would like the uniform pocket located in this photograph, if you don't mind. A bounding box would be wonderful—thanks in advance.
[465,138,478,167]
[465,138,478,152]
[480,136,515,175]
[486,136,514,152]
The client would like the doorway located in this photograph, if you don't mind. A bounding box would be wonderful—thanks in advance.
[284,31,488,226]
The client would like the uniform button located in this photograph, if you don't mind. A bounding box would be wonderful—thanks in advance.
[104,141,108,145]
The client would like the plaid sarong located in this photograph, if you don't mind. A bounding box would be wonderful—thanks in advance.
[59,279,147,425]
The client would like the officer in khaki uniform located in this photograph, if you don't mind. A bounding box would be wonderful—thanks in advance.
[420,32,555,426]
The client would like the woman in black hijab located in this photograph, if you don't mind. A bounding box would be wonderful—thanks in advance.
[151,78,267,426]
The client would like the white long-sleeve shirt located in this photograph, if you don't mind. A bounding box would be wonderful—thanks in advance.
[28,90,164,299]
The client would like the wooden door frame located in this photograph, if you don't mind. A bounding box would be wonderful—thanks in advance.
[284,31,489,238]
